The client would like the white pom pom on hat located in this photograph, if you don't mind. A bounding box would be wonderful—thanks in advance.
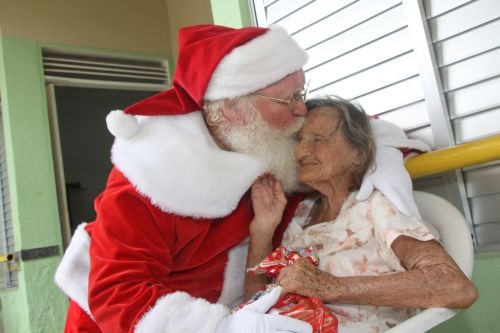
[106,110,139,139]
[106,24,308,139]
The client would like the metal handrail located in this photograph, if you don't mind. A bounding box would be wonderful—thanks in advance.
[405,134,500,179]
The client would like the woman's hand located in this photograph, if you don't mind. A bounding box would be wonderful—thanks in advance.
[277,258,337,301]
[250,174,287,238]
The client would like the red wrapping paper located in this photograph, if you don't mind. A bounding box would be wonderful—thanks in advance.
[242,246,338,333]
[275,293,338,333]
[247,246,318,276]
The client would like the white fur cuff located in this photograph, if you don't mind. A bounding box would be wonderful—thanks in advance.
[135,292,229,333]
[54,223,93,319]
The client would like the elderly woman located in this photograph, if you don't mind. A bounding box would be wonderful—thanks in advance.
[247,97,478,332]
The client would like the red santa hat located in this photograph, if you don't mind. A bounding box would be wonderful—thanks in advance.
[107,24,308,138]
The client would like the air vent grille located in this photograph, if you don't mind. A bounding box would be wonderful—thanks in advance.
[42,49,169,88]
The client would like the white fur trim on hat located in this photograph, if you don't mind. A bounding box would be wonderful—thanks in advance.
[135,291,229,333]
[204,25,308,101]
[106,110,139,139]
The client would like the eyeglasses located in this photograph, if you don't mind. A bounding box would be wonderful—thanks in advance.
[251,80,310,108]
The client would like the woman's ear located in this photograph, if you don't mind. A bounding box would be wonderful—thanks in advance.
[351,150,363,166]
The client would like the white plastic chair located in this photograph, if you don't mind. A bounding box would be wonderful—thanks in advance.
[386,191,474,333]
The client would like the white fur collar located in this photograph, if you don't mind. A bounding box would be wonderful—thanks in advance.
[111,111,265,218]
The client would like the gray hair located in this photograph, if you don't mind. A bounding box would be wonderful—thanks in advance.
[305,96,375,189]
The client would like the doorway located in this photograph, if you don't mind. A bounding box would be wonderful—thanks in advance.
[49,86,158,242]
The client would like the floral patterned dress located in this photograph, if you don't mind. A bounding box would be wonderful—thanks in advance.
[282,190,438,333]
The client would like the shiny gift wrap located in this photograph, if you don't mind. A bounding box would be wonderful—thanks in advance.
[247,246,318,276]
[241,246,338,333]
[275,293,338,333]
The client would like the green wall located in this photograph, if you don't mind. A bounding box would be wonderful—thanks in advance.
[0,37,67,332]
[0,36,171,332]
[211,0,252,27]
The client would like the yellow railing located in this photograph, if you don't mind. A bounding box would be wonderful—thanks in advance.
[405,134,500,179]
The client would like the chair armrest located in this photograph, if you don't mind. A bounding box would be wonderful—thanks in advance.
[385,308,458,333]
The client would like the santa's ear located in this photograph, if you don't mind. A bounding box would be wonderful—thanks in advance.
[221,99,245,124]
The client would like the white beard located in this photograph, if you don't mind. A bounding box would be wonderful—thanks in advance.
[218,108,303,193]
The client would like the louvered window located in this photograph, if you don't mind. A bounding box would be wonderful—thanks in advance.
[42,48,170,90]
[0,102,17,290]
[252,0,500,250]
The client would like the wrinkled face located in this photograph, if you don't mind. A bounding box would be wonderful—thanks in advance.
[295,107,361,186]
[251,70,307,129]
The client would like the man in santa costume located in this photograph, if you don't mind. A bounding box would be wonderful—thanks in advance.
[55,24,429,333]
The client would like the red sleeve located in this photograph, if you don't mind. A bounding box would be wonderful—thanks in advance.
[64,300,101,333]
[88,190,176,332]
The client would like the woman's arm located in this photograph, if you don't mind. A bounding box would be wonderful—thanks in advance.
[277,236,478,309]
[245,175,287,300]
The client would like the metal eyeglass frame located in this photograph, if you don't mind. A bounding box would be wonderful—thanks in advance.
[251,80,310,107]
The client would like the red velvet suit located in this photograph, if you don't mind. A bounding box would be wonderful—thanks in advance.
[63,168,301,332]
